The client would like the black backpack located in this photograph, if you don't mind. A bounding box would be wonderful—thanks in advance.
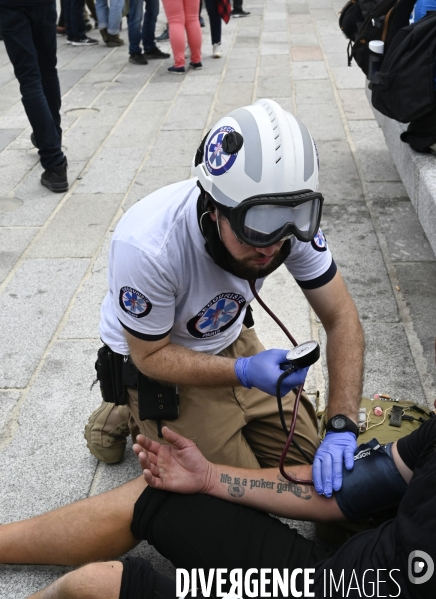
[349,0,416,75]
[371,12,436,123]
[339,0,378,41]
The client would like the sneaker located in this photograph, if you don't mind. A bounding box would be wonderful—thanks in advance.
[41,157,68,193]
[72,36,99,46]
[129,52,148,65]
[144,46,170,59]
[168,65,186,74]
[231,9,251,16]
[212,43,222,58]
[189,61,203,70]
[99,27,108,43]
[155,27,169,41]
[84,401,130,464]
[66,36,74,44]
[199,15,205,26]
[106,33,124,47]
[30,132,37,148]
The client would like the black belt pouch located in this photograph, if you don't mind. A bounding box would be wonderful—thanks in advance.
[95,345,127,406]
[137,371,179,421]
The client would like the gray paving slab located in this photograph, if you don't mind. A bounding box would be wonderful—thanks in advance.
[322,204,400,323]
[60,235,111,340]
[395,262,436,388]
[294,78,335,104]
[76,147,144,193]
[0,339,100,522]
[162,94,213,130]
[370,197,436,264]
[28,193,122,259]
[0,226,38,283]
[58,69,88,93]
[147,130,203,167]
[296,102,345,141]
[107,101,172,148]
[0,390,21,438]
[337,88,375,121]
[122,166,190,211]
[317,140,364,203]
[348,120,401,183]
[0,129,24,153]
[0,258,89,388]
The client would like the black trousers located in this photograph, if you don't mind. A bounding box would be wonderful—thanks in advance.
[122,489,333,599]
[204,0,221,44]
[0,2,64,170]
[64,0,86,40]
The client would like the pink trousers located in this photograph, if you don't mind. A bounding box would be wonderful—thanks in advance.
[161,0,202,67]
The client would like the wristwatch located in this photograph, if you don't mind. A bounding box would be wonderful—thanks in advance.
[326,414,359,437]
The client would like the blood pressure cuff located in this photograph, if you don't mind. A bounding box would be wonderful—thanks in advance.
[334,439,408,521]
[119,556,176,599]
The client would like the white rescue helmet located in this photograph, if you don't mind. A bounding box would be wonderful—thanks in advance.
[192,99,323,247]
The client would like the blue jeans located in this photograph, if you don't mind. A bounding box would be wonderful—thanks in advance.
[128,0,159,54]
[95,0,124,34]
[64,0,86,39]
[0,2,64,169]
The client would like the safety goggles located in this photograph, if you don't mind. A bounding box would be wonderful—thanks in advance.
[218,190,324,247]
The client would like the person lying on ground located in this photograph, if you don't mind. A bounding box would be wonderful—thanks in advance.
[1,419,435,599]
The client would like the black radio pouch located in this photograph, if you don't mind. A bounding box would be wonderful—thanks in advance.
[137,371,179,422]
[94,345,128,406]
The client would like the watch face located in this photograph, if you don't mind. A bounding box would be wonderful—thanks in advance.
[332,416,346,430]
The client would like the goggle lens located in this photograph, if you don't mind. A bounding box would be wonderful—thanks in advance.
[242,198,320,245]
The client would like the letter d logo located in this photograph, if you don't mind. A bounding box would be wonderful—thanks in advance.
[408,551,434,584]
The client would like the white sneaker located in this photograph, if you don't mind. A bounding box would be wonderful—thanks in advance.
[213,43,222,58]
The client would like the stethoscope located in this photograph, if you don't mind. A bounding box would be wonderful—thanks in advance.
[249,280,320,486]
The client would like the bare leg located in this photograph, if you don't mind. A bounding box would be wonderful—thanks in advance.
[0,477,146,566]
[27,561,123,599]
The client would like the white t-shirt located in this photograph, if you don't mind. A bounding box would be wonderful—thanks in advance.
[99,179,336,355]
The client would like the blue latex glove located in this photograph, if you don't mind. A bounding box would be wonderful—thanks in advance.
[313,431,357,497]
[234,349,309,397]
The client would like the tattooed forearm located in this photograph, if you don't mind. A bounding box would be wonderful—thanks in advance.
[220,472,312,500]
[276,474,312,500]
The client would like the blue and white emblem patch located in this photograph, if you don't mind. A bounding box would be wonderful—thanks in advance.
[205,126,238,176]
[187,293,246,339]
[119,287,152,318]
[311,229,327,252]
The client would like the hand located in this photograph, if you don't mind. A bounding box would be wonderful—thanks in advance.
[133,427,216,495]
[234,349,309,397]
[312,431,357,497]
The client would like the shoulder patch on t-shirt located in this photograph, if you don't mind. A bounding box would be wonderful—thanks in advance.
[187,293,246,339]
[311,229,327,252]
[119,287,152,318]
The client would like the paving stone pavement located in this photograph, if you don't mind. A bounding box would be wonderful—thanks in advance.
[1,0,436,596]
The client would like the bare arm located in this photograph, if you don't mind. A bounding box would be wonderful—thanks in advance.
[134,428,411,521]
[303,271,364,422]
[133,428,344,522]
[125,330,240,387]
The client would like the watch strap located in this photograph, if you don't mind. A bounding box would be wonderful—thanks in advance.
[326,414,359,437]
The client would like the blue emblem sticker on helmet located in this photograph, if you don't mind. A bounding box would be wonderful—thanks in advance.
[311,229,327,252]
[205,126,238,176]
[119,287,152,318]
[187,293,246,339]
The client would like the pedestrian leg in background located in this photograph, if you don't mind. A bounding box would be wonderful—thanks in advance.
[127,0,148,63]
[205,0,221,56]
[231,0,250,17]
[66,0,99,44]
[143,0,170,59]
[162,0,188,71]
[0,3,68,192]
[96,0,124,45]
[184,0,202,68]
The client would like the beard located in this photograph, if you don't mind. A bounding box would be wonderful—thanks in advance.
[224,246,289,280]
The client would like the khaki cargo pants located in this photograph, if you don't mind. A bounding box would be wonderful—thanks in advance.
[127,327,319,468]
